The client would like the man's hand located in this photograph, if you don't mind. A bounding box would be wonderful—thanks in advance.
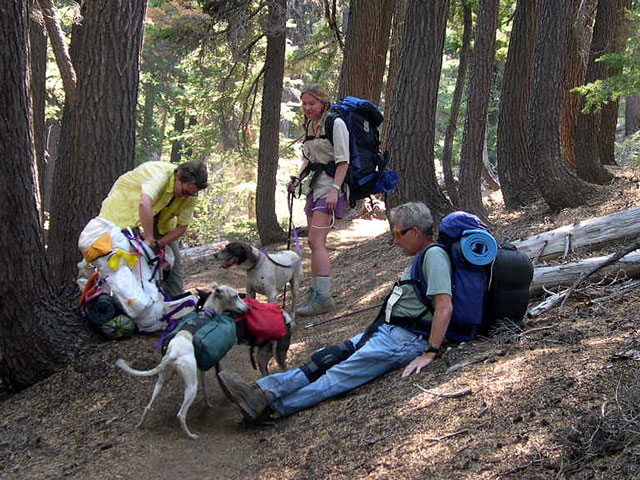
[402,352,437,377]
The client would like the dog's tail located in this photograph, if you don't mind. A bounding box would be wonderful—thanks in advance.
[116,356,172,377]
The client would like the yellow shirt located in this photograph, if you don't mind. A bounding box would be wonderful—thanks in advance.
[99,161,197,235]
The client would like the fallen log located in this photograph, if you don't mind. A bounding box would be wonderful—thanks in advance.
[528,238,640,316]
[511,206,640,263]
[530,251,640,297]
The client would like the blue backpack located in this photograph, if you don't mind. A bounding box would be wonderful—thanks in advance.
[409,211,532,342]
[305,96,398,207]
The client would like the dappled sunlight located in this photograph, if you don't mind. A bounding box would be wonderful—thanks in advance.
[331,218,390,249]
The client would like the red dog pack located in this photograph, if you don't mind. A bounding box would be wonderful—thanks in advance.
[236,298,287,341]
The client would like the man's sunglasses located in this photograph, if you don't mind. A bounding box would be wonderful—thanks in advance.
[393,226,413,239]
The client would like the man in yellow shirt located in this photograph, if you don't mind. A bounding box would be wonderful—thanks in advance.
[99,160,208,297]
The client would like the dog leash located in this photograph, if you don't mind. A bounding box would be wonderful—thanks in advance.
[303,302,384,328]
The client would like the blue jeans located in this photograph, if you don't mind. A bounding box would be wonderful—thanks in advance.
[257,323,426,416]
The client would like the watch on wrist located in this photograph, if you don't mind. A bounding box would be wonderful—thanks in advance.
[425,343,442,356]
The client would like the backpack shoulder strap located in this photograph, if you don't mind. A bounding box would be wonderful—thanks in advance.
[406,243,446,309]
[323,111,339,145]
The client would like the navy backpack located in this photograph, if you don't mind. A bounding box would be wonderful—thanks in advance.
[409,211,533,342]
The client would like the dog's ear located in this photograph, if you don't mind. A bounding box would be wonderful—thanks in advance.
[209,281,219,290]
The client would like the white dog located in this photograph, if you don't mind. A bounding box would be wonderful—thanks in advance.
[116,283,249,440]
[213,241,302,317]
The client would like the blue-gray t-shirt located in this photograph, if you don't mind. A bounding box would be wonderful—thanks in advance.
[391,246,452,321]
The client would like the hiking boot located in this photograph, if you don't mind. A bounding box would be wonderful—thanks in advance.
[295,293,336,317]
[217,371,273,422]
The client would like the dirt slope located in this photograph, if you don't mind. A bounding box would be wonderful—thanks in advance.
[2,168,640,480]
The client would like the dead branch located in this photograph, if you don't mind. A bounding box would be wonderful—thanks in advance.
[558,237,640,308]
[425,429,469,442]
[362,431,393,445]
[413,384,472,398]
[445,350,504,374]
[478,400,490,416]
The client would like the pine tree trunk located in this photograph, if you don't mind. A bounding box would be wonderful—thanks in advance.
[48,0,147,287]
[170,110,186,163]
[598,0,632,166]
[575,0,619,184]
[380,0,407,151]
[457,0,500,218]
[386,0,452,218]
[256,0,286,246]
[441,0,472,207]
[560,0,596,171]
[0,0,84,392]
[30,3,48,222]
[625,94,640,136]
[338,0,393,104]
[529,0,594,210]
[496,0,541,209]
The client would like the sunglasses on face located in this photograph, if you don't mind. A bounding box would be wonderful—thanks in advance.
[393,226,413,239]
[179,180,198,197]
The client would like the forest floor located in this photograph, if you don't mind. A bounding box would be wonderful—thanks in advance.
[2,166,640,480]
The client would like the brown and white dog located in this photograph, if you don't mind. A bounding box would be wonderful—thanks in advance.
[213,241,302,317]
[115,282,292,439]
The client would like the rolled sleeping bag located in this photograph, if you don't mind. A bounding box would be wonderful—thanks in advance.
[460,229,498,266]
[85,293,120,326]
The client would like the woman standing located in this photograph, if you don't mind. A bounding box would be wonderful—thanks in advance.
[288,84,349,317]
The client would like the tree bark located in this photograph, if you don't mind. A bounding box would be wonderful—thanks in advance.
[37,0,76,102]
[170,110,186,163]
[560,0,596,171]
[441,0,472,207]
[0,0,83,392]
[48,0,147,287]
[625,94,640,136]
[256,0,287,246]
[386,0,452,218]
[574,0,619,184]
[496,0,541,209]
[30,2,48,223]
[528,0,594,211]
[511,205,640,262]
[380,0,407,151]
[337,0,393,104]
[598,0,633,165]
[457,0,500,218]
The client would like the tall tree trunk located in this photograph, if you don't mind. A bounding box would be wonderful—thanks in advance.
[529,0,594,210]
[48,0,147,287]
[386,0,452,218]
[457,0,500,218]
[0,0,83,392]
[30,2,48,223]
[337,0,393,104]
[625,94,640,136]
[170,110,186,163]
[37,0,76,102]
[380,0,407,151]
[496,0,542,210]
[256,0,286,246]
[574,0,619,184]
[560,0,596,170]
[598,0,632,166]
[139,85,156,162]
[442,0,472,207]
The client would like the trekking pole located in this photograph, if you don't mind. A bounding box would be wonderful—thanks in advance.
[303,303,384,329]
